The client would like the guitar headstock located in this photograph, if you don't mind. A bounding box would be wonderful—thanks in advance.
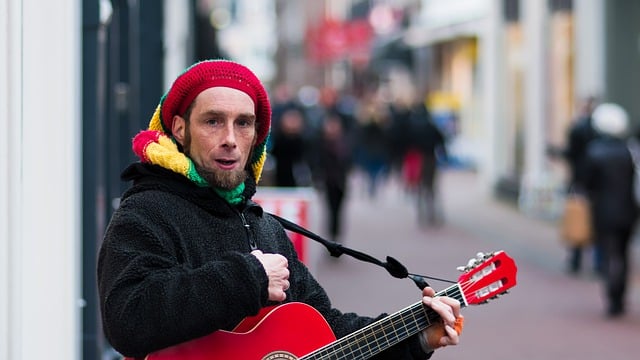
[457,251,517,306]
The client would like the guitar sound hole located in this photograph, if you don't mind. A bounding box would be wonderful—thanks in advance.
[262,351,298,360]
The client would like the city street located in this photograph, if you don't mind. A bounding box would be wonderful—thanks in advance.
[309,169,640,360]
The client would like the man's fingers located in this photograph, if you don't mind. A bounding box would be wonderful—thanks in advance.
[438,296,462,318]
[441,324,460,346]
[423,296,457,324]
[421,286,436,297]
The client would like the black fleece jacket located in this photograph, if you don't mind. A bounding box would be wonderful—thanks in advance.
[97,163,429,359]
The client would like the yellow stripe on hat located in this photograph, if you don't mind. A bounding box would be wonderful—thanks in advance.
[149,104,164,132]
[145,136,191,176]
[251,148,267,184]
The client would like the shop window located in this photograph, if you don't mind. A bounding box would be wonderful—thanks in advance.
[503,0,520,23]
[549,0,572,12]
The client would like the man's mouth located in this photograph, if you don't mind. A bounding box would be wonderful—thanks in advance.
[216,159,238,170]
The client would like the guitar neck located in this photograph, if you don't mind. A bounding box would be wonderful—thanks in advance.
[302,283,467,360]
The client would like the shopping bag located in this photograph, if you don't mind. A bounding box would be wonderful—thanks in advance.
[402,149,423,189]
[560,192,592,247]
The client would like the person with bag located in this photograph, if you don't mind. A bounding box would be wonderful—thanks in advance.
[584,103,638,317]
[552,97,601,274]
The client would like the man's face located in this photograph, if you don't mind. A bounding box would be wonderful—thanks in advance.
[172,87,257,189]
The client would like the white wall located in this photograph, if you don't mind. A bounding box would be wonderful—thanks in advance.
[163,0,192,91]
[478,0,505,194]
[574,0,605,100]
[522,0,547,179]
[0,1,82,359]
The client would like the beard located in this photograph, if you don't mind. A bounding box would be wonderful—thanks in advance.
[194,163,248,190]
[182,123,248,190]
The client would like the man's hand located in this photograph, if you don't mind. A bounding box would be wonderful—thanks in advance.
[421,287,463,350]
[252,250,290,302]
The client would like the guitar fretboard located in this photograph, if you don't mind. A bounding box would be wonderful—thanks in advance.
[302,283,465,360]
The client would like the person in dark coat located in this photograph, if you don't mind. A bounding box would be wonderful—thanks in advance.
[388,99,414,173]
[96,60,463,359]
[563,97,601,274]
[269,107,311,187]
[584,103,638,317]
[355,94,391,198]
[311,113,352,242]
[405,101,447,227]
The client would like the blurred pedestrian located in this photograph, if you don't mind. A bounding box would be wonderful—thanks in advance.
[584,103,638,317]
[318,86,358,139]
[270,82,300,131]
[403,99,447,228]
[355,92,391,198]
[270,107,311,187]
[311,113,352,242]
[563,97,602,274]
[388,95,414,175]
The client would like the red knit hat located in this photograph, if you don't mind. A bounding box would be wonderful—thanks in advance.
[159,59,271,146]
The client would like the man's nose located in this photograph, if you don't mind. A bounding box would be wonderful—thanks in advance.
[221,122,237,147]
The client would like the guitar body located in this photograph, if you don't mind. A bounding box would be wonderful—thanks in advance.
[145,302,336,360]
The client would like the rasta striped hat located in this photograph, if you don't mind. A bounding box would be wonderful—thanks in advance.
[133,59,272,184]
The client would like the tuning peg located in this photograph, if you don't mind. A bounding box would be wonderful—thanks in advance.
[457,257,477,272]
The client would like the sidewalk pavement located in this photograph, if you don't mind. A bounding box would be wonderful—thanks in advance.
[312,168,640,360]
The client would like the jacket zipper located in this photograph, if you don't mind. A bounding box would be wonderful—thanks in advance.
[239,211,257,250]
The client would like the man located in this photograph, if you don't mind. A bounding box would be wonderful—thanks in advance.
[97,60,462,359]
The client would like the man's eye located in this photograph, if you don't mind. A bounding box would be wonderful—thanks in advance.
[207,119,222,126]
[237,119,255,127]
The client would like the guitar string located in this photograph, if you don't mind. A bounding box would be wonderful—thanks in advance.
[306,304,432,359]
[304,284,467,360]
[339,274,503,358]
[316,274,506,359]
[305,301,431,360]
[303,260,507,359]
[306,303,432,360]
[323,294,467,360]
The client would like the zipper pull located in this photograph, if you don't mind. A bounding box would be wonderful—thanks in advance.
[239,212,257,250]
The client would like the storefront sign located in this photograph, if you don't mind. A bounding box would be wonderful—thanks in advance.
[253,188,318,267]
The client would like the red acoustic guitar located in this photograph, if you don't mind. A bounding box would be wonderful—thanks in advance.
[141,250,517,360]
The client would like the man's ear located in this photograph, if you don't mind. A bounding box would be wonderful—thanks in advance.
[172,115,186,145]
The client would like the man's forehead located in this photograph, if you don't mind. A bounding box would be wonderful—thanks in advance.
[193,87,256,111]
